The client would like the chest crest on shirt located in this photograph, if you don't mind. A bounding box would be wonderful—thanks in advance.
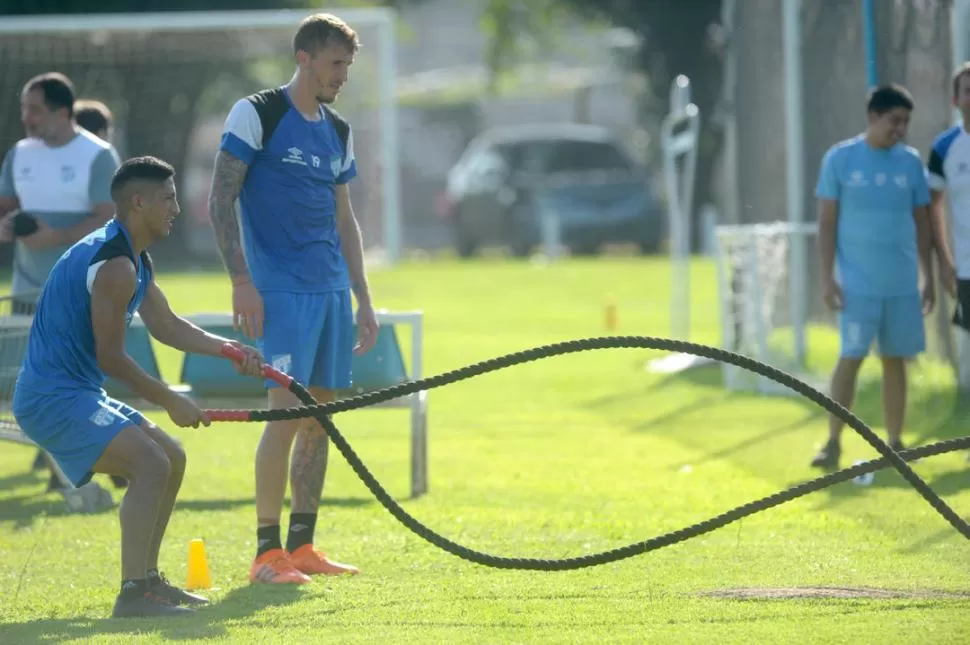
[60,165,76,182]
[848,170,869,187]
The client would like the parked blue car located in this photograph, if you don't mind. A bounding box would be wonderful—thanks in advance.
[439,124,665,257]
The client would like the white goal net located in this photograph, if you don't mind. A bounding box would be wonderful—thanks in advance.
[0,9,401,265]
[714,221,826,395]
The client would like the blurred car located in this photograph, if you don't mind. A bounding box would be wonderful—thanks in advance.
[438,123,664,257]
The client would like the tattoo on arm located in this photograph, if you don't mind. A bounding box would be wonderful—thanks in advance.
[207,151,251,283]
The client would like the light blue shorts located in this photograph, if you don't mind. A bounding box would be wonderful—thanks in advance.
[12,384,145,488]
[838,291,925,359]
[259,289,355,390]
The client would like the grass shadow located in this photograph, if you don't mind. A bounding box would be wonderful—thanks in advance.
[0,582,307,643]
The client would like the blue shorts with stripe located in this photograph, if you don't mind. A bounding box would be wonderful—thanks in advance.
[12,383,146,488]
[258,289,355,390]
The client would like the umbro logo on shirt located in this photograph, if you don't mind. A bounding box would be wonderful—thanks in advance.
[282,147,323,170]
[283,147,307,166]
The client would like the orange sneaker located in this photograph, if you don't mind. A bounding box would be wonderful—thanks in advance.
[288,544,360,576]
[249,548,312,584]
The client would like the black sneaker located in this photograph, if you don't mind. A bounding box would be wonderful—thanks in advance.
[112,589,196,618]
[150,572,210,606]
[811,440,841,470]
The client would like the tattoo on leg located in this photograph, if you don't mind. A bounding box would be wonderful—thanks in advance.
[290,420,329,514]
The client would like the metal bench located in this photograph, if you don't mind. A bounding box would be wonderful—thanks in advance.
[179,310,429,498]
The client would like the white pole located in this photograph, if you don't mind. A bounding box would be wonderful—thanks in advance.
[721,0,740,227]
[377,14,402,265]
[783,0,807,366]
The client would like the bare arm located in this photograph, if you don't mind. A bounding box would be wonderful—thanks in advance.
[52,202,115,245]
[0,195,17,217]
[91,259,180,408]
[929,189,956,270]
[914,205,934,282]
[335,183,371,306]
[207,151,252,284]
[818,198,838,284]
[138,279,232,355]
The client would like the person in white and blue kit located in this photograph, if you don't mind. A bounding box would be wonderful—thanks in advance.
[925,62,970,463]
[810,84,935,470]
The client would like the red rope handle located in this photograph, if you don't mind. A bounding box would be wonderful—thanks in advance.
[204,343,293,421]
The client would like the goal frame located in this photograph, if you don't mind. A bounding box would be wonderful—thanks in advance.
[714,220,819,395]
[0,8,402,265]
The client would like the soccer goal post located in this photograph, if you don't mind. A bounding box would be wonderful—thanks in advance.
[714,221,823,395]
[0,9,402,265]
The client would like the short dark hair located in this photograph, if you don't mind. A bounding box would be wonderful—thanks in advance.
[110,156,175,202]
[23,72,75,117]
[293,13,359,56]
[953,62,970,98]
[866,83,914,115]
[75,99,113,135]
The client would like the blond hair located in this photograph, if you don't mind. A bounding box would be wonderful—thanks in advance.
[293,13,359,56]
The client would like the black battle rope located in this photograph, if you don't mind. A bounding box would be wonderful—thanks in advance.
[211,337,970,571]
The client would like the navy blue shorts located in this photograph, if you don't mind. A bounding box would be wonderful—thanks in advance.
[838,291,925,359]
[259,289,355,390]
[12,384,146,488]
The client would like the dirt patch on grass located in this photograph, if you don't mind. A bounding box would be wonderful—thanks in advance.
[703,587,970,600]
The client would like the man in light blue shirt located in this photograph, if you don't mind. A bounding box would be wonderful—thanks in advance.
[811,84,934,470]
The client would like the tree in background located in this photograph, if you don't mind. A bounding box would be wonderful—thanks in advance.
[482,0,724,251]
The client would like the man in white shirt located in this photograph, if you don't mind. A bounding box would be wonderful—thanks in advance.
[0,72,120,314]
[0,72,121,482]
[925,62,970,462]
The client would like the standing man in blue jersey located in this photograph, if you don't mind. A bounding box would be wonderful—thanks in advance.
[12,156,264,617]
[207,13,379,585]
[810,84,935,470]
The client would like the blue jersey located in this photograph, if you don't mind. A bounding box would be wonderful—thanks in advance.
[219,87,357,294]
[815,135,931,297]
[17,219,153,394]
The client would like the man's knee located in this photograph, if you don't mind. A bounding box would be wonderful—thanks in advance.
[164,439,186,478]
[266,386,334,436]
[835,356,865,374]
[133,441,172,484]
[880,355,907,371]
[140,421,186,476]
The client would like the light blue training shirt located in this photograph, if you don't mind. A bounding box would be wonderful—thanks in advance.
[815,135,931,297]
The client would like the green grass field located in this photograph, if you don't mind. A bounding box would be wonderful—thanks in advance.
[0,256,968,644]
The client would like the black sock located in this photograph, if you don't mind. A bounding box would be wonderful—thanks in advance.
[257,524,282,557]
[120,578,147,599]
[286,513,317,552]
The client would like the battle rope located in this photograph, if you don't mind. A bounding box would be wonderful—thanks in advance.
[209,338,970,571]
